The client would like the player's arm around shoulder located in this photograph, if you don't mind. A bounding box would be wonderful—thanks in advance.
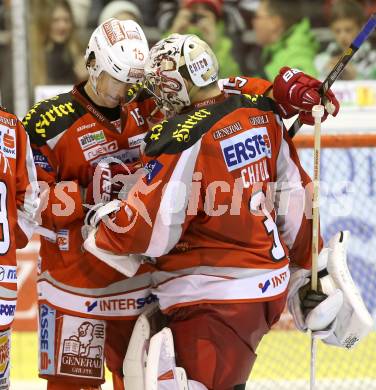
[84,115,204,260]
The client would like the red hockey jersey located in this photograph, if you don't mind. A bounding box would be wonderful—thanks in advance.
[22,86,156,319]
[94,92,319,312]
[0,108,39,328]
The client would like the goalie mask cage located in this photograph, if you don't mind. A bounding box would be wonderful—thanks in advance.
[250,133,376,390]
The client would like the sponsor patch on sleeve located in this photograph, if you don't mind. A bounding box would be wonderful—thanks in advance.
[145,160,163,184]
[0,126,16,159]
[32,149,53,172]
[220,127,272,172]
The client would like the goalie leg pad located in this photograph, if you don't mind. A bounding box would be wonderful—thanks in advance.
[123,314,151,390]
[145,327,208,390]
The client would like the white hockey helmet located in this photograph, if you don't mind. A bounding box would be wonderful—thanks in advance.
[85,18,149,91]
[144,33,219,116]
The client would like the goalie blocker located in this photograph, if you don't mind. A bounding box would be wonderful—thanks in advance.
[288,231,373,348]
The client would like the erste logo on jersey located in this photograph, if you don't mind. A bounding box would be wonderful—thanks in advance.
[39,304,56,375]
[220,127,272,172]
[0,125,16,159]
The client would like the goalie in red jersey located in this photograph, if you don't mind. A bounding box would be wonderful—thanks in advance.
[83,33,371,390]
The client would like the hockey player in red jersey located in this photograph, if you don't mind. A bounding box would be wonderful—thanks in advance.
[0,106,39,389]
[22,19,157,390]
[84,34,372,390]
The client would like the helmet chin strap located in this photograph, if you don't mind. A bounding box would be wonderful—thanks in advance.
[89,74,100,96]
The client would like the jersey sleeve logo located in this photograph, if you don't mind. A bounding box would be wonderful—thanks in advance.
[145,160,163,184]
[0,126,16,159]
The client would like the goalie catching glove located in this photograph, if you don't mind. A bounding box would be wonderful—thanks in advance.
[288,231,373,349]
[273,67,340,125]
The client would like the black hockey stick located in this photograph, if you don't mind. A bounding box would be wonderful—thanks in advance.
[288,13,376,138]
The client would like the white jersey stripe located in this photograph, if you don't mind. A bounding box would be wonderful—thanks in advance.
[275,120,305,249]
[18,132,40,240]
[152,264,290,311]
[144,139,202,257]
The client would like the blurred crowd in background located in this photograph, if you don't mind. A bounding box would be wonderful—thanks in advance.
[1,0,376,112]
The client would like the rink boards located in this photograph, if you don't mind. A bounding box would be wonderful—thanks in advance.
[10,331,376,389]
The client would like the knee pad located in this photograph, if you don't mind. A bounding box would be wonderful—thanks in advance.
[38,303,106,386]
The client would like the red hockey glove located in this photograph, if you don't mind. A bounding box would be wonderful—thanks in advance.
[85,161,142,205]
[273,67,340,125]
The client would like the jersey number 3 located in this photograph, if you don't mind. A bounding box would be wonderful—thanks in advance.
[249,191,285,262]
[0,182,10,254]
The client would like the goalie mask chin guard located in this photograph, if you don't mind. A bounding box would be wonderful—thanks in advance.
[144,33,219,116]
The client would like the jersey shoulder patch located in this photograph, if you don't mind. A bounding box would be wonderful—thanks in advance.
[22,92,85,146]
[144,94,278,157]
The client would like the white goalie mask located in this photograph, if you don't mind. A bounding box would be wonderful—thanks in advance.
[85,18,149,93]
[144,33,219,116]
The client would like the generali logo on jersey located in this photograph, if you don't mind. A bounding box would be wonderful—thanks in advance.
[103,20,126,46]
[213,121,243,140]
[78,130,106,150]
[83,140,118,161]
[58,317,105,379]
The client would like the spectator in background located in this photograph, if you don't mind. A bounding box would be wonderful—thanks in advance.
[0,0,13,110]
[315,0,376,80]
[29,0,87,87]
[252,0,318,80]
[169,0,240,78]
[98,1,143,24]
